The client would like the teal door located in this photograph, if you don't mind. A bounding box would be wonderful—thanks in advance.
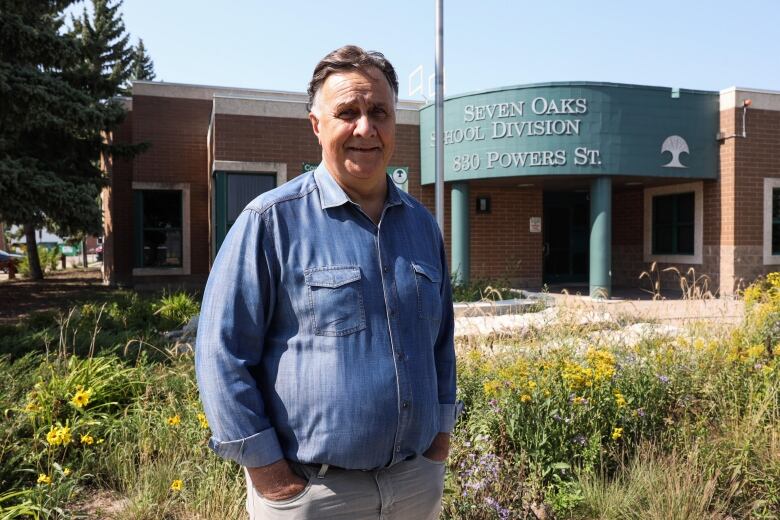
[213,172,276,255]
[543,192,589,284]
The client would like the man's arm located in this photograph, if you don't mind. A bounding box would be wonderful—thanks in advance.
[424,230,459,461]
[195,208,305,497]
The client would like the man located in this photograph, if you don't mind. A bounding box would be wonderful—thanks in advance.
[195,45,459,519]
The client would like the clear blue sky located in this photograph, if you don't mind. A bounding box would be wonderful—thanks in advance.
[74,0,780,100]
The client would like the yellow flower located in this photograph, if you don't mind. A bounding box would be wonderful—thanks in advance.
[46,425,72,446]
[170,479,183,491]
[46,427,61,446]
[37,473,52,485]
[527,380,537,390]
[611,427,623,440]
[197,413,209,429]
[561,361,593,391]
[572,396,588,406]
[63,468,72,477]
[586,348,617,382]
[59,426,72,445]
[80,434,94,445]
[483,380,501,397]
[167,414,181,426]
[614,392,627,408]
[71,386,93,409]
[24,401,41,414]
[520,394,532,403]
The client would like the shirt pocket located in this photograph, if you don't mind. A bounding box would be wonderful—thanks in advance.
[304,265,366,336]
[412,261,442,322]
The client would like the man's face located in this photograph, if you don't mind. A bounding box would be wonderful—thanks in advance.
[309,67,396,189]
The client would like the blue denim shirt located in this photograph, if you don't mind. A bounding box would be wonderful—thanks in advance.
[195,164,457,470]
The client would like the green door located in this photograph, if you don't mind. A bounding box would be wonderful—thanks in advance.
[543,192,589,284]
[213,172,276,255]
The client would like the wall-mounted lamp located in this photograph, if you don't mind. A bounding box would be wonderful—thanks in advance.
[476,197,491,214]
[717,98,752,141]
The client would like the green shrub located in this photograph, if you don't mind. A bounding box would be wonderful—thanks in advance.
[153,292,200,330]
[452,278,518,302]
[2,278,780,518]
[16,246,60,277]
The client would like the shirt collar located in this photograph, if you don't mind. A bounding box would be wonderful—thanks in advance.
[313,163,405,210]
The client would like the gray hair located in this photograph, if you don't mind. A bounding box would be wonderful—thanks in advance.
[307,45,399,113]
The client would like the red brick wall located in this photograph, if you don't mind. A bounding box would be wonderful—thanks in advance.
[732,107,780,287]
[213,114,320,176]
[471,188,543,287]
[213,114,421,192]
[734,108,780,245]
[132,96,212,280]
[612,188,644,287]
[414,181,543,288]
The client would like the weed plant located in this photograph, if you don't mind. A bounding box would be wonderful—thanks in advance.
[1,281,779,518]
[0,291,200,360]
[16,246,62,277]
[453,278,519,303]
[443,276,780,519]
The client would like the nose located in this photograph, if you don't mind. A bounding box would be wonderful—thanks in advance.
[353,112,376,138]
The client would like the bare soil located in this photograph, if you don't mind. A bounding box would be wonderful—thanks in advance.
[0,267,116,325]
[68,489,130,519]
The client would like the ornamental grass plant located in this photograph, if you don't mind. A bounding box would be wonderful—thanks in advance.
[0,281,778,518]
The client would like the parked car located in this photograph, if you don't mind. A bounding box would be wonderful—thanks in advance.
[0,250,24,273]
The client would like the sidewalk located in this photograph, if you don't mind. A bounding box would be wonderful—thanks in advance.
[454,295,744,339]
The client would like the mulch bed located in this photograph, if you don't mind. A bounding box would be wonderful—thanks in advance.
[0,267,116,325]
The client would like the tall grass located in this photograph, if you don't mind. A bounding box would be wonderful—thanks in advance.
[1,280,779,518]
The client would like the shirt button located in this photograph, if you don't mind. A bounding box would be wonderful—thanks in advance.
[389,309,396,317]
[396,445,401,452]
[383,265,389,273]
[396,351,404,360]
[402,401,409,408]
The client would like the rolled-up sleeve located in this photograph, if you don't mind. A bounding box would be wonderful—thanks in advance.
[195,208,283,468]
[433,231,459,434]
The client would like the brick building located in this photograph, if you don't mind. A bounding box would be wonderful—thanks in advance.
[102,81,780,297]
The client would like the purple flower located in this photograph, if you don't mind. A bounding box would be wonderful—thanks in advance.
[572,435,587,446]
[657,375,670,384]
[636,407,646,417]
[484,497,511,519]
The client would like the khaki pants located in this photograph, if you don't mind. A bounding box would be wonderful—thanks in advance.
[245,455,445,520]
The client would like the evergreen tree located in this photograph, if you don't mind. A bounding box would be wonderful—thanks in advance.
[0,0,131,279]
[130,38,155,83]
[69,0,134,100]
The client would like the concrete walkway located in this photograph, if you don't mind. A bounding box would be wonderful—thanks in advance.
[454,295,744,338]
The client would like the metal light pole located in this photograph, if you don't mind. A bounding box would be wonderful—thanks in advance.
[434,0,444,232]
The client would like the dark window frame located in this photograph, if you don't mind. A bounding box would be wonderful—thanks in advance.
[772,188,780,255]
[133,189,184,269]
[651,191,695,255]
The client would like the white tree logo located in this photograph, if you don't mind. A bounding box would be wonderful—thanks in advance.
[661,135,689,168]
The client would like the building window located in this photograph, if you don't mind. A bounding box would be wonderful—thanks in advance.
[762,178,780,265]
[773,189,780,255]
[133,189,183,268]
[210,161,287,257]
[643,181,702,264]
[652,192,694,255]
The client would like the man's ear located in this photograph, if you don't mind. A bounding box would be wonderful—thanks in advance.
[309,112,321,144]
